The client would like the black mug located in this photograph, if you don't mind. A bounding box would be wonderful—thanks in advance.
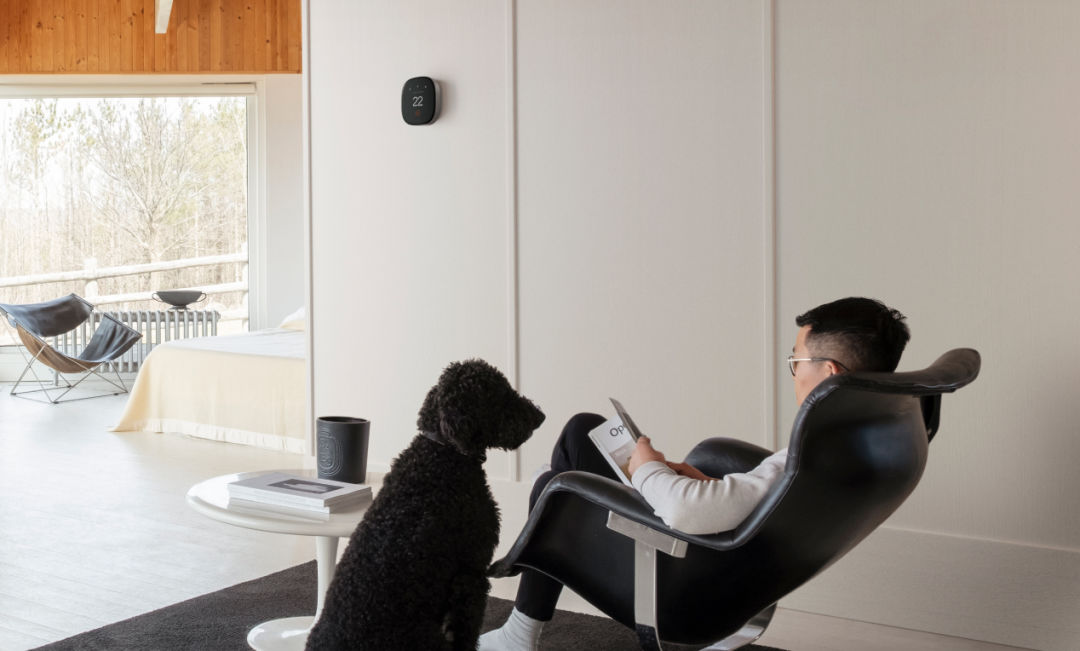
[316,416,370,484]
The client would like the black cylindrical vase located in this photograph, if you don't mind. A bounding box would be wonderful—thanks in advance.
[316,416,370,484]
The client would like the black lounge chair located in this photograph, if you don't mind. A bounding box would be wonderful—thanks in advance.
[0,294,143,404]
[489,348,981,650]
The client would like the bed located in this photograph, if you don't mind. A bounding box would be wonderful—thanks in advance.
[111,310,307,453]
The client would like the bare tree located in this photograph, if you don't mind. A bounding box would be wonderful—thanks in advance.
[0,96,248,338]
[84,99,209,263]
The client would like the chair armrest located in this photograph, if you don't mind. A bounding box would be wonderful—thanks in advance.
[683,437,772,478]
[544,471,656,524]
[544,472,755,548]
[489,470,747,579]
[489,471,648,577]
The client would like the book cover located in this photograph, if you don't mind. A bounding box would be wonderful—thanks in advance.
[227,472,371,509]
[587,415,638,487]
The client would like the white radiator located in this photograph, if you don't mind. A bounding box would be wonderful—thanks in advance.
[52,309,220,374]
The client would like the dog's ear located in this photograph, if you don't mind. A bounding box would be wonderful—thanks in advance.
[433,360,488,456]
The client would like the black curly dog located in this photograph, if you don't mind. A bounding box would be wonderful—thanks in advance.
[306,359,545,651]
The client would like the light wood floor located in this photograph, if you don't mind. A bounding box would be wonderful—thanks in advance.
[0,386,1027,651]
[0,386,313,650]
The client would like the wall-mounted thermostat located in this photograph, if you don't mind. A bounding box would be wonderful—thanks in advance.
[402,76,440,125]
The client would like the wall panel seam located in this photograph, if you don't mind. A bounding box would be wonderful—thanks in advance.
[763,0,779,450]
[505,0,521,482]
[301,0,315,459]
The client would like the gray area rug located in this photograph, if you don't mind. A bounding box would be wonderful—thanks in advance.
[32,561,785,650]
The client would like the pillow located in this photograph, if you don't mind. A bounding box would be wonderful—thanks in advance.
[279,306,305,330]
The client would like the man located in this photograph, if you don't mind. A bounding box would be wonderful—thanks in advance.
[479,297,910,651]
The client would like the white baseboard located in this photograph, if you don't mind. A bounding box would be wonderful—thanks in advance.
[781,525,1079,651]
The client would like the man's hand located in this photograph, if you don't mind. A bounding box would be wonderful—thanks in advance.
[665,461,712,481]
[628,436,666,477]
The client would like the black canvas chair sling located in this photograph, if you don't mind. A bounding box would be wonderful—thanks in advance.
[0,294,143,403]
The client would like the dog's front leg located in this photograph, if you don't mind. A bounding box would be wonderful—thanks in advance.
[442,573,491,651]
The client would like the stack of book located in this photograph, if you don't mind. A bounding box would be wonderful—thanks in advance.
[227,472,372,521]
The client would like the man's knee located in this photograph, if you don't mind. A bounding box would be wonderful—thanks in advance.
[565,411,606,432]
[547,412,605,471]
[558,412,605,449]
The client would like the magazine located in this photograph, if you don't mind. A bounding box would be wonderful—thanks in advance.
[586,398,647,487]
[227,472,372,512]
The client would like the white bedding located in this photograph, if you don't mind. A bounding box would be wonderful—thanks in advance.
[111,328,306,453]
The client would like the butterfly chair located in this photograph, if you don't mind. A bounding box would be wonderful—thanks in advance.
[489,348,981,651]
[0,294,143,404]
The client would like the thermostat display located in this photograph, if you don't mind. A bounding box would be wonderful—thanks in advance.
[402,76,439,125]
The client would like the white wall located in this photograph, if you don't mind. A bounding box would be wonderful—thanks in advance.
[307,0,516,470]
[260,74,306,327]
[306,2,1079,649]
[773,3,1080,648]
[514,0,771,475]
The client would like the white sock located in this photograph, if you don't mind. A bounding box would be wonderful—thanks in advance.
[477,607,544,651]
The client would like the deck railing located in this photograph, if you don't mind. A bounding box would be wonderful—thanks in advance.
[0,251,248,321]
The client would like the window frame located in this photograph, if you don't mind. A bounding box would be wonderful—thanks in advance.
[0,77,266,329]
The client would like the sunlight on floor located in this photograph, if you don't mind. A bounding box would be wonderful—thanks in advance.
[0,386,314,650]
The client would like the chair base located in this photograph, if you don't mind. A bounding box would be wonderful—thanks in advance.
[635,604,776,651]
[699,604,776,650]
[609,508,776,651]
[10,363,131,404]
[11,383,131,404]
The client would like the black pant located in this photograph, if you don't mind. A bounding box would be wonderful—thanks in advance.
[515,412,619,621]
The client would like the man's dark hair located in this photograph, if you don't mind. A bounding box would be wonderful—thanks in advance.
[795,297,910,372]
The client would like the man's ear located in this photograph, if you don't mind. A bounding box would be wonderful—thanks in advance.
[825,360,844,375]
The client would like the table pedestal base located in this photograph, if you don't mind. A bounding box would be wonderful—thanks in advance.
[247,615,314,651]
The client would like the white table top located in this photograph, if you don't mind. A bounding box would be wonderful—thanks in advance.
[186,469,370,538]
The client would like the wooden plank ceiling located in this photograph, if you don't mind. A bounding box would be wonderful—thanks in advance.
[0,0,302,74]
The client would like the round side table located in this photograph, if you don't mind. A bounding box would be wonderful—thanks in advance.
[186,469,370,651]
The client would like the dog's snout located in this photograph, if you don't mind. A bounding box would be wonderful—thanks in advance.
[529,403,546,429]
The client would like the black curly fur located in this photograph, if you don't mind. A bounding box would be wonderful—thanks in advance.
[305,359,545,651]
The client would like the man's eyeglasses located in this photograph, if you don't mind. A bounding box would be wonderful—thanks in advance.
[787,356,848,377]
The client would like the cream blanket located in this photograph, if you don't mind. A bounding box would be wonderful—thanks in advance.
[111,328,306,453]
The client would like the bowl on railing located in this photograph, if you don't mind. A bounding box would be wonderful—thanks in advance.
[152,290,207,310]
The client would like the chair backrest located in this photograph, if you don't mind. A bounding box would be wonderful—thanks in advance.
[0,294,93,338]
[649,348,980,641]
